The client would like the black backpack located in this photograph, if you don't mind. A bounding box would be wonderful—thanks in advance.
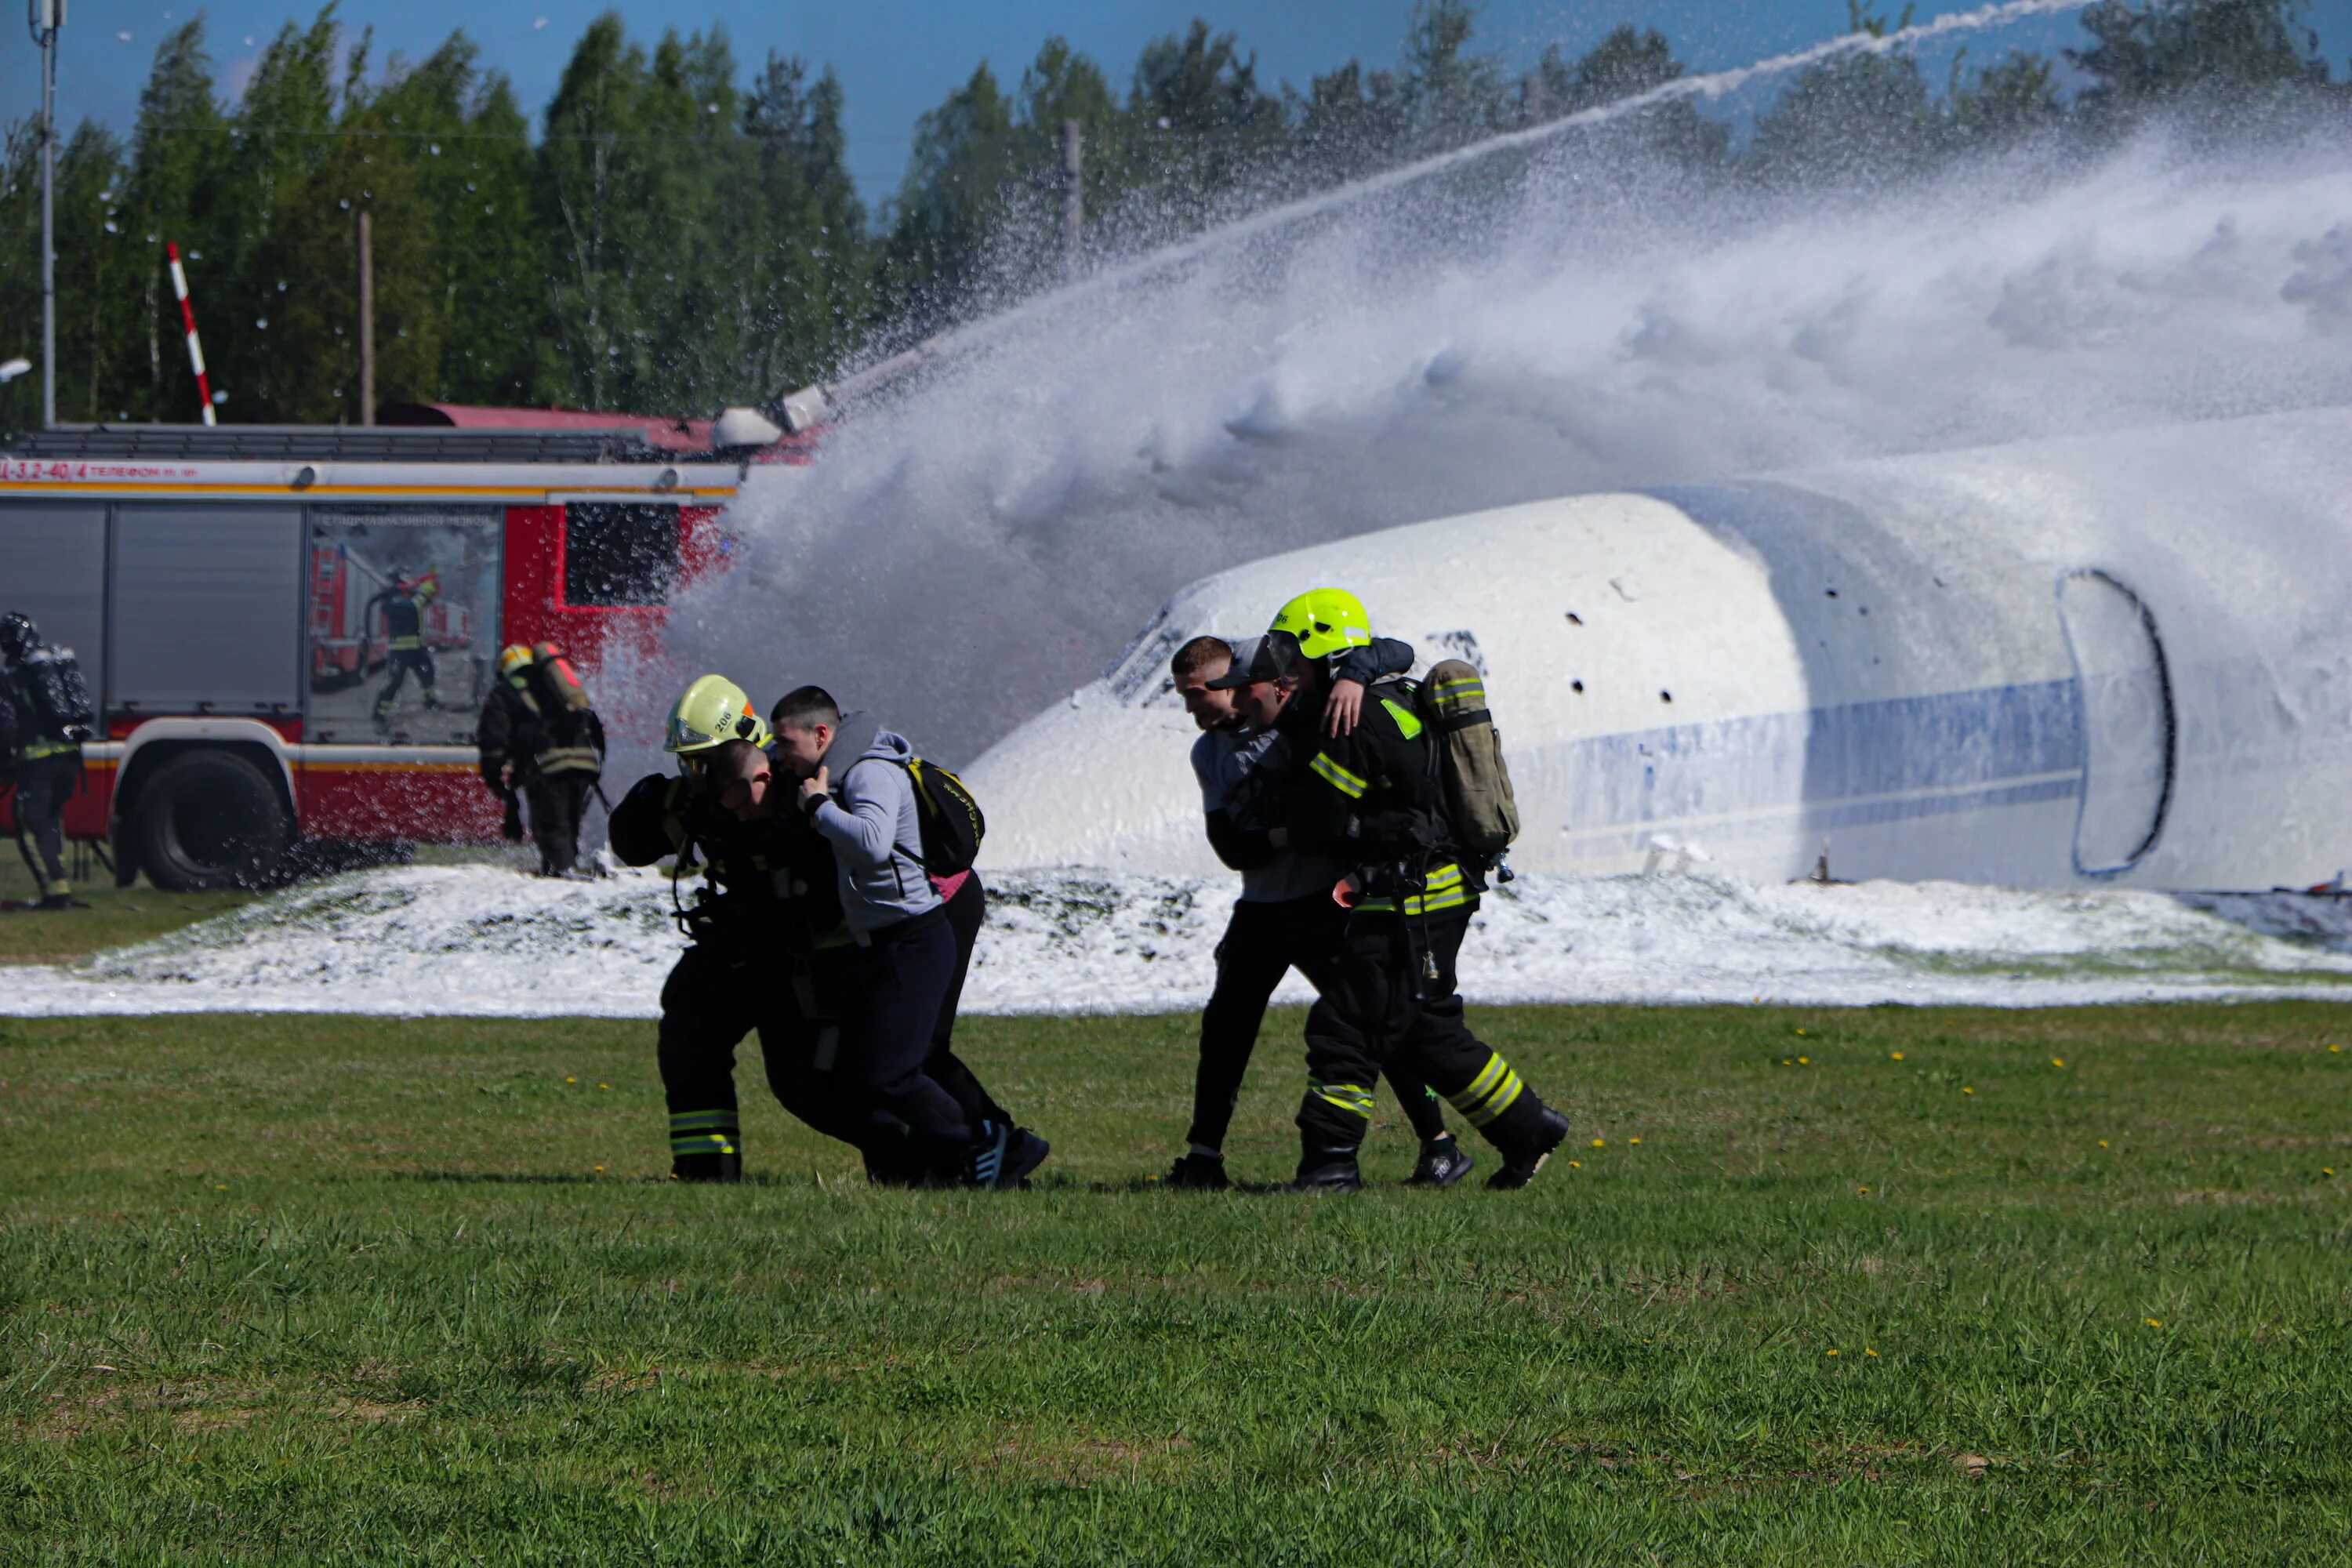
[20,648,96,740]
[901,757,985,877]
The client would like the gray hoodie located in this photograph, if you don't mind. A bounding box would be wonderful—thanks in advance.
[808,711,941,937]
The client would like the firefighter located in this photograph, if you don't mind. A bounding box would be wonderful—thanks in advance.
[2,612,93,911]
[1217,590,1572,1191]
[475,644,606,877]
[369,573,443,729]
[1166,631,1470,1190]
[608,677,1030,1185]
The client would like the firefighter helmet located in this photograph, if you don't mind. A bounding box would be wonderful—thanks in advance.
[666,674,768,755]
[496,644,535,683]
[1269,589,1374,662]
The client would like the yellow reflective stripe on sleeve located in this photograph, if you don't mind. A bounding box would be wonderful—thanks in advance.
[1380,697,1424,740]
[20,737,78,759]
[1308,752,1368,800]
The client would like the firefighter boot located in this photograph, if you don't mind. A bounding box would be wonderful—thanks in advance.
[1405,1132,1475,1188]
[1289,1152,1363,1193]
[671,1151,742,1183]
[1486,1106,1571,1191]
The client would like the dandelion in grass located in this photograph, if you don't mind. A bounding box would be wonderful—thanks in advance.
[1569,1160,1582,1168]
[567,1077,576,1083]
[1864,1347,1878,1356]
[593,1165,604,1173]
[2146,1318,2161,1328]
[1890,1051,1904,1061]
[1826,1348,1839,1356]
[1798,1056,1809,1065]
[2098,1139,2110,1148]
[1858,1186,1869,1193]
[1592,1138,1606,1147]
[2052,1058,2064,1067]
[599,1083,610,1090]
[1628,1137,1642,1146]
[2325,1167,2336,1178]
[1963,1087,1975,1095]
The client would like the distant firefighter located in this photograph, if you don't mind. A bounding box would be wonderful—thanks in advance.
[477,643,606,877]
[1,612,96,910]
[369,572,442,728]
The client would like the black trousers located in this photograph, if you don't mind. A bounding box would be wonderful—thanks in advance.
[1295,906,1555,1162]
[9,752,76,897]
[373,648,438,717]
[524,772,593,874]
[1191,894,1449,1152]
[658,876,1008,1175]
[838,912,970,1152]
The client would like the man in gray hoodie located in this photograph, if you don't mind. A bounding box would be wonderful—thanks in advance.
[771,685,1047,1189]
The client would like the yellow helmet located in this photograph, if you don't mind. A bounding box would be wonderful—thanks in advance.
[1269,588,1374,662]
[665,674,769,755]
[496,644,535,683]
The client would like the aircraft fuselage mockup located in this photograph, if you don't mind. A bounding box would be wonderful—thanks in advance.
[966,406,2352,891]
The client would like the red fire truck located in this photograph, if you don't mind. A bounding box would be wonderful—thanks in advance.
[1,423,766,890]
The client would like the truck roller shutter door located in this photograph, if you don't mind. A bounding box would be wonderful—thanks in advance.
[0,500,108,706]
[111,504,303,716]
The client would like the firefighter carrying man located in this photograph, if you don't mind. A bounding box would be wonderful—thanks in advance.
[1208,588,1573,1191]
[477,644,607,877]
[608,675,1040,1185]
[1,612,96,911]
[369,572,443,729]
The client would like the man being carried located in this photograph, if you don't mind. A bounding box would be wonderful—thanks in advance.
[771,686,1049,1190]
[1216,592,1572,1192]
[477,644,607,877]
[1166,626,1470,1189]
[1,612,93,911]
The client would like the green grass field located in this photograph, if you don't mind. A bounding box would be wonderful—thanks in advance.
[0,853,251,964]
[4,1004,2350,1564]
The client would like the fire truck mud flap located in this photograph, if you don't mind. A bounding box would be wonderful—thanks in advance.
[129,750,294,891]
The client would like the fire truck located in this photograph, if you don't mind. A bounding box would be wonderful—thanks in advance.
[0,422,768,891]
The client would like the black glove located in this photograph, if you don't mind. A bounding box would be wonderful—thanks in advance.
[501,789,526,843]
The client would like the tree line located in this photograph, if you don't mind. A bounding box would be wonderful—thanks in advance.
[2,0,2341,431]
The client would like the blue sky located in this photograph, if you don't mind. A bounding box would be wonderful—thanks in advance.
[8,1,2351,199]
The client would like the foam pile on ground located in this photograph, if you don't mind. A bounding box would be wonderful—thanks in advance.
[10,864,2352,1017]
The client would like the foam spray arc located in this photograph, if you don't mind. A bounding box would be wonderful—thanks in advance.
[685,0,2352,771]
[782,0,2097,428]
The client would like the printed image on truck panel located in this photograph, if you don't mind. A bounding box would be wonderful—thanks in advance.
[305,508,502,744]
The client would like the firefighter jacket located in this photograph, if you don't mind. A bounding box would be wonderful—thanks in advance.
[1281,677,1476,920]
[374,590,426,652]
[608,771,850,958]
[2,658,85,764]
[475,680,604,787]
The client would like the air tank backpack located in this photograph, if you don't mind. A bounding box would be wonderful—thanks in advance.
[529,643,594,713]
[1414,659,1519,869]
[901,757,986,877]
[20,647,96,742]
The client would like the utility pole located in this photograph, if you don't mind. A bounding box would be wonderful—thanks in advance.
[356,209,376,426]
[1059,119,1083,282]
[30,0,64,428]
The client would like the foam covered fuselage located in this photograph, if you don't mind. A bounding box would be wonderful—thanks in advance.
[967,408,2352,891]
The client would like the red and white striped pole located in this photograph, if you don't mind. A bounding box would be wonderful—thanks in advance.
[165,242,216,426]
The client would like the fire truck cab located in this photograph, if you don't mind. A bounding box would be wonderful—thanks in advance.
[1,424,749,890]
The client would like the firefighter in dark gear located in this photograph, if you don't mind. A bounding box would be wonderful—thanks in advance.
[369,573,443,728]
[610,676,1021,1185]
[1215,593,1571,1192]
[2,612,91,911]
[475,644,606,877]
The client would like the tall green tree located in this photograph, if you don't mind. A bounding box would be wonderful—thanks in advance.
[124,20,227,423]
[1532,25,1730,169]
[2071,0,2334,125]
[1746,4,1939,188]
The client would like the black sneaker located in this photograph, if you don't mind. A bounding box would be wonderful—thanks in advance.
[34,894,81,912]
[999,1127,1052,1189]
[1166,1152,1230,1190]
[1288,1154,1362,1193]
[671,1151,742,1184]
[1405,1133,1474,1188]
[1486,1107,1571,1191]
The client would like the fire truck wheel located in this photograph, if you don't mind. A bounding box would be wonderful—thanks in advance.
[131,751,292,892]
